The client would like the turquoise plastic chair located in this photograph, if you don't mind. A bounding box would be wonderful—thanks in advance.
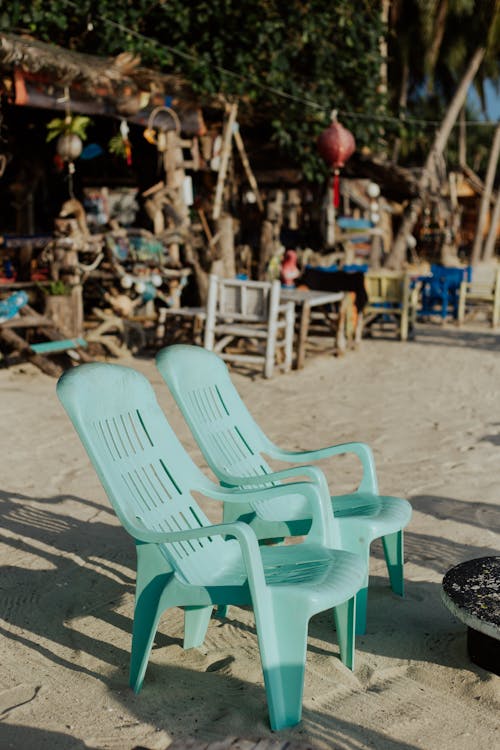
[56,362,365,731]
[156,345,412,635]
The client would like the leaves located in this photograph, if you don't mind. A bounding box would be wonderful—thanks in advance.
[45,115,92,142]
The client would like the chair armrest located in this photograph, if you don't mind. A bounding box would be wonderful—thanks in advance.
[133,520,267,592]
[264,441,379,494]
[198,475,338,547]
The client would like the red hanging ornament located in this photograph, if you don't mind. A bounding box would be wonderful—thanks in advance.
[317,112,355,209]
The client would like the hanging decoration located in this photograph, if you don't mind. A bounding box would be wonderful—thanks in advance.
[143,105,181,166]
[108,120,133,165]
[46,87,91,197]
[317,110,356,209]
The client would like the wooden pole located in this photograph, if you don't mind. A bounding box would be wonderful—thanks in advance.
[233,125,264,211]
[471,123,500,265]
[482,188,500,262]
[459,107,467,166]
[212,101,238,221]
[0,327,63,377]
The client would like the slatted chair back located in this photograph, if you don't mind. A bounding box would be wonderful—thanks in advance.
[158,345,272,480]
[204,274,295,378]
[56,363,232,584]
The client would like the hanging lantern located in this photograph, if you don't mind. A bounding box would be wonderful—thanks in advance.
[317,111,355,209]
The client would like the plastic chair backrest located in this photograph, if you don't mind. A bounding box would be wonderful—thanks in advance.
[430,264,470,289]
[56,363,230,583]
[156,346,273,480]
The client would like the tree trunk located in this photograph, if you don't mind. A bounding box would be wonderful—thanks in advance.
[459,106,467,166]
[211,215,236,279]
[386,46,486,269]
[471,123,500,265]
[482,188,500,262]
[391,59,409,164]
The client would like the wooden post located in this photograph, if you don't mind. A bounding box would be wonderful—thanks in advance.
[0,327,63,377]
[211,215,236,279]
[471,123,500,265]
[233,125,264,211]
[482,188,500,263]
[212,102,238,221]
[459,107,467,166]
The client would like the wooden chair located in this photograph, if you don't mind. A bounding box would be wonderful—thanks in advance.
[362,270,418,341]
[457,263,500,328]
[204,274,295,378]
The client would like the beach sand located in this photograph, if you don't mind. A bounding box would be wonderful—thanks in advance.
[1,322,499,750]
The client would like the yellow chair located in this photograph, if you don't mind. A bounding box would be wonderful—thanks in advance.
[362,271,419,341]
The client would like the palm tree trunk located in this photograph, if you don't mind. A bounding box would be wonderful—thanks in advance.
[471,123,500,264]
[386,46,486,269]
[482,187,500,262]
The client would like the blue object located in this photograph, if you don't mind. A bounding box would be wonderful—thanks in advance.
[80,143,104,160]
[56,362,365,731]
[337,217,373,230]
[141,282,156,302]
[156,344,413,635]
[31,338,87,354]
[420,265,471,320]
[343,264,369,273]
[304,263,338,273]
[0,290,29,322]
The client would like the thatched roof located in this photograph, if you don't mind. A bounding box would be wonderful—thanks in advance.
[0,32,213,134]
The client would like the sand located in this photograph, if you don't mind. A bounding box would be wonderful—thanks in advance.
[0,322,499,750]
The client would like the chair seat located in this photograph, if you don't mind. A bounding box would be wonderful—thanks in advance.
[333,492,412,534]
[261,545,364,604]
[179,542,364,606]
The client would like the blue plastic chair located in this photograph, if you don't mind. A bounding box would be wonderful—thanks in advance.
[420,265,471,320]
[56,362,365,731]
[156,345,412,635]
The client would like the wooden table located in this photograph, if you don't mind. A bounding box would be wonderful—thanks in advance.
[280,288,344,368]
[441,556,499,675]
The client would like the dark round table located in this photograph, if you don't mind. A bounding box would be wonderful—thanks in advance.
[441,556,499,675]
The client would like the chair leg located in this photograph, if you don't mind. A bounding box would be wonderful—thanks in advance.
[336,523,370,635]
[382,529,404,597]
[283,302,295,372]
[333,596,356,670]
[255,602,309,731]
[354,584,369,637]
[129,577,165,693]
[183,605,213,649]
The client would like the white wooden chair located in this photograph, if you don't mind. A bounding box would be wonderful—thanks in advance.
[457,263,500,328]
[204,274,295,378]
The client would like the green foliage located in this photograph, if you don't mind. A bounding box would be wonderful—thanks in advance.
[37,280,72,295]
[2,0,386,180]
[46,115,92,142]
[108,133,127,159]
